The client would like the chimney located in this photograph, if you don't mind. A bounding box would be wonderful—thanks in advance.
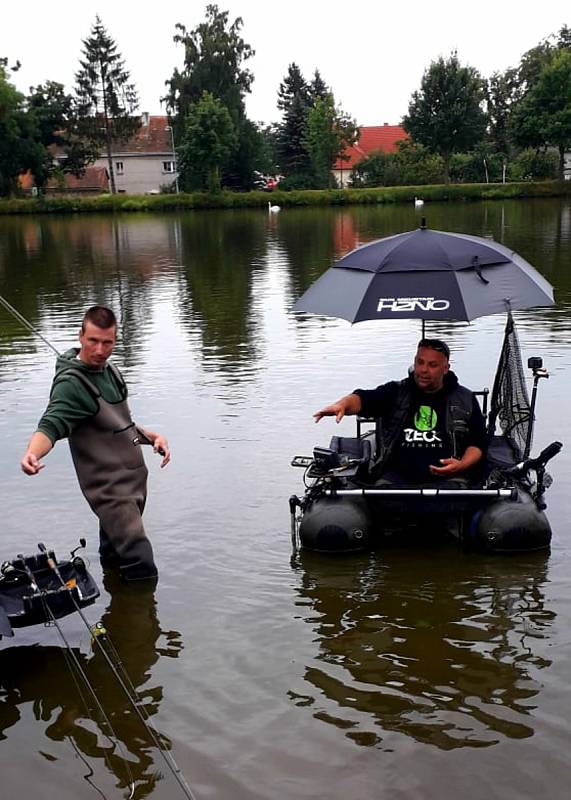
[141,111,150,126]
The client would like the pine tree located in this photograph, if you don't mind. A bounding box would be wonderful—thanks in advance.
[276,63,312,177]
[309,69,329,103]
[74,16,140,193]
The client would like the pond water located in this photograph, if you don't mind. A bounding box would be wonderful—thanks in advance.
[1,199,571,799]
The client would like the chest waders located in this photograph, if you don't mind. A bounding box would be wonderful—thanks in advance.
[60,368,158,582]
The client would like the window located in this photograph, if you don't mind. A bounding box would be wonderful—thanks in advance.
[115,161,124,175]
[162,161,175,173]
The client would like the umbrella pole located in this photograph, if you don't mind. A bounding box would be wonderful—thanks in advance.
[422,319,425,338]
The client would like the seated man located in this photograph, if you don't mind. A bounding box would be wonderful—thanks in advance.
[314,338,486,487]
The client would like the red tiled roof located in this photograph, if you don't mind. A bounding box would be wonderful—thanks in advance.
[113,115,173,154]
[58,166,109,191]
[19,166,109,193]
[334,124,408,170]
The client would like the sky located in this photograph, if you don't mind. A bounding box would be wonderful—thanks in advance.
[2,1,569,127]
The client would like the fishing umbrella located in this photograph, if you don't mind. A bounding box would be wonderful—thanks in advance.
[293,223,554,322]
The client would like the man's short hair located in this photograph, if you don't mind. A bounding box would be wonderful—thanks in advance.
[417,338,450,360]
[82,305,117,331]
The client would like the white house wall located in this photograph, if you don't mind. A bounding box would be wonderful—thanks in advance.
[93,154,177,194]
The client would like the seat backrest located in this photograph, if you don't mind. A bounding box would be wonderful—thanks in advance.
[329,435,372,462]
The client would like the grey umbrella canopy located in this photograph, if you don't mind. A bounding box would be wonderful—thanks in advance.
[293,225,555,322]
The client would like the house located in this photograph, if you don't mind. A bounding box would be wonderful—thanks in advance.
[333,124,408,187]
[19,166,110,196]
[92,113,178,194]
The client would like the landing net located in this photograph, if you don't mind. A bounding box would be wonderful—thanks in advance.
[488,311,531,460]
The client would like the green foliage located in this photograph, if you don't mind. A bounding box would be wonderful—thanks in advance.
[178,91,237,192]
[403,51,487,182]
[509,148,558,181]
[256,123,280,176]
[276,63,312,175]
[27,81,97,188]
[304,94,358,188]
[164,4,256,191]
[0,62,46,197]
[74,16,140,193]
[350,140,444,187]
[278,172,320,191]
[164,4,254,127]
[309,69,329,104]
[511,50,571,179]
[3,181,571,216]
[485,69,519,156]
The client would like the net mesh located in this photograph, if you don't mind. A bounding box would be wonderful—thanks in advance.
[488,311,531,460]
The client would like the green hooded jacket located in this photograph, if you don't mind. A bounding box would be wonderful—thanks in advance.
[37,348,127,444]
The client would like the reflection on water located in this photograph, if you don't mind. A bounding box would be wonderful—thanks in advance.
[291,549,554,751]
[2,201,571,375]
[1,199,571,799]
[0,573,183,799]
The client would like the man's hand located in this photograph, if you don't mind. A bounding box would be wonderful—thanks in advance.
[313,403,347,423]
[429,457,462,476]
[153,434,171,468]
[430,446,483,477]
[21,451,45,476]
[313,393,362,423]
[20,432,53,476]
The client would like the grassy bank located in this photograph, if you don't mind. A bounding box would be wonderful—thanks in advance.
[2,180,571,215]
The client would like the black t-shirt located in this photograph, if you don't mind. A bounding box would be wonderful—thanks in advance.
[354,374,487,483]
[388,386,450,481]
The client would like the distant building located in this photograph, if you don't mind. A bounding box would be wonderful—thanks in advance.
[40,113,178,196]
[333,124,408,187]
[91,113,178,194]
[19,166,110,196]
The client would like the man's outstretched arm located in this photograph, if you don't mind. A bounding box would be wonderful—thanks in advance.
[313,393,363,423]
[21,431,54,475]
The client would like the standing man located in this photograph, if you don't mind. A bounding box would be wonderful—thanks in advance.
[21,306,170,582]
[314,338,486,486]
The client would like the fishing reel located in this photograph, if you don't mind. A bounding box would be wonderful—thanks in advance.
[0,560,19,583]
[70,538,87,573]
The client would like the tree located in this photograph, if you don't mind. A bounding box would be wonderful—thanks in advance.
[27,81,97,190]
[276,63,312,177]
[403,52,487,183]
[511,49,571,180]
[309,69,329,104]
[74,16,140,193]
[486,68,519,156]
[164,4,254,127]
[0,59,44,196]
[178,91,237,191]
[164,4,255,189]
[304,93,358,188]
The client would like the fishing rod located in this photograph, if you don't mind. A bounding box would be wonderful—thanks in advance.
[0,293,61,356]
[38,543,198,800]
[12,553,136,799]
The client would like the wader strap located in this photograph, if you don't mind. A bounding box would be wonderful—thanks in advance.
[107,362,128,400]
[51,368,101,400]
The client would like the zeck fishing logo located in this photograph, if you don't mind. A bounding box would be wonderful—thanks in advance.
[403,405,443,446]
[377,296,450,313]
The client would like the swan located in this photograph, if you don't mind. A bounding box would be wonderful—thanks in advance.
[414,197,424,207]
[268,201,281,213]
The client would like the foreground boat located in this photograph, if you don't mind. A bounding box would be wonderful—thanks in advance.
[289,225,561,555]
[0,540,99,638]
[290,337,561,555]
[290,427,561,554]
